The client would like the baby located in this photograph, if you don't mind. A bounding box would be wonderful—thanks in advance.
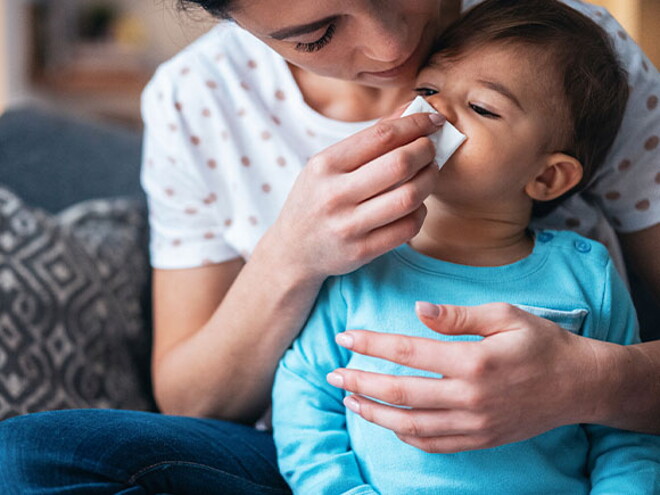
[272,0,660,494]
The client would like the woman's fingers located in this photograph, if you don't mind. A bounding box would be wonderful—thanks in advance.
[342,395,490,443]
[329,304,602,453]
[317,112,444,174]
[350,163,437,234]
[335,330,483,376]
[272,112,444,278]
[416,301,541,337]
[328,370,468,409]
[396,433,492,454]
[346,136,437,203]
[358,206,427,259]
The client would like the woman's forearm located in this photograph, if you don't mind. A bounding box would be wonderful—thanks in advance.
[151,113,446,422]
[154,230,325,422]
[591,339,660,434]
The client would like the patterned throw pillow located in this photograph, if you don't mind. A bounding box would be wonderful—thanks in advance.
[0,187,155,419]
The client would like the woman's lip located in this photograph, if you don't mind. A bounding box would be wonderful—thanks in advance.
[362,44,422,79]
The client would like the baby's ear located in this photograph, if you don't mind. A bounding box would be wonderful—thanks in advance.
[525,153,583,202]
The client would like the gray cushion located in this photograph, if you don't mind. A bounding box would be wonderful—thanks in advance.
[0,186,155,419]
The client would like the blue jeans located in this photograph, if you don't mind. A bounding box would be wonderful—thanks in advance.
[0,409,291,494]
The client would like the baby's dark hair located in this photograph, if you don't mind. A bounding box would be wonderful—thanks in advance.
[178,0,234,19]
[432,0,629,216]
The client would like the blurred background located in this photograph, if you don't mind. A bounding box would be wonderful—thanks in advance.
[0,0,215,127]
[0,0,658,129]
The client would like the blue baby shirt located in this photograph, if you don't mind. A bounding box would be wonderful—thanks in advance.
[272,230,660,494]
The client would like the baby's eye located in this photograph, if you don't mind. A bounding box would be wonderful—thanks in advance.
[469,103,500,119]
[414,87,438,97]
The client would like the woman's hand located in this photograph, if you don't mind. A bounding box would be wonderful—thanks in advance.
[268,112,444,282]
[327,302,611,453]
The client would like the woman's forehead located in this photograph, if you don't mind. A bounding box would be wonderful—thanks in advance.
[231,0,344,30]
[231,0,440,34]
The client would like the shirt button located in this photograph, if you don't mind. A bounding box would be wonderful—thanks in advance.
[574,240,591,253]
[537,232,554,243]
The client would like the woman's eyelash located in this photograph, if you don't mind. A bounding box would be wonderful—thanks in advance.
[414,87,438,97]
[470,103,500,118]
[295,24,336,53]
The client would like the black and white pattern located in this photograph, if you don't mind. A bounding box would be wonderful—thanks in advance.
[0,187,154,420]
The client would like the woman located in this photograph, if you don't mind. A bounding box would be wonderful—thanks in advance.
[0,0,658,492]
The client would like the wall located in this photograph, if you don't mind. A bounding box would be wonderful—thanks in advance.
[589,0,642,40]
[0,0,34,113]
[129,1,216,63]
[0,0,7,113]
[640,0,660,70]
[0,0,215,115]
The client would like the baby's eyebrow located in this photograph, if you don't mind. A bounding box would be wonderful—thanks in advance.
[268,16,337,40]
[478,80,525,112]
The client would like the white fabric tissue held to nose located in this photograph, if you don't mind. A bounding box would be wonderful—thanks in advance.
[401,96,466,169]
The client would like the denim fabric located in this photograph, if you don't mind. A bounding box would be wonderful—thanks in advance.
[0,409,291,495]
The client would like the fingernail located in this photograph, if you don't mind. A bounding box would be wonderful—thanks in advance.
[336,333,354,349]
[416,301,439,318]
[429,113,445,126]
[344,396,361,414]
[326,372,344,388]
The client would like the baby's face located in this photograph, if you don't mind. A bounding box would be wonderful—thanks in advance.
[415,43,568,212]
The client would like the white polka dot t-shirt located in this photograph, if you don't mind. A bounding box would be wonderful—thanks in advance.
[141,1,659,271]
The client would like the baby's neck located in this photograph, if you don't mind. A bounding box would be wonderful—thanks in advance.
[409,204,534,266]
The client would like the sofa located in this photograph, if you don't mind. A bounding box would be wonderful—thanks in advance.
[0,106,156,419]
[0,106,657,421]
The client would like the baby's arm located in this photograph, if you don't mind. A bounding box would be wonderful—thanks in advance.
[272,278,377,495]
[586,260,660,493]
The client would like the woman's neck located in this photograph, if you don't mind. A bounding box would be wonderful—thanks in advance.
[409,199,534,266]
[289,64,413,121]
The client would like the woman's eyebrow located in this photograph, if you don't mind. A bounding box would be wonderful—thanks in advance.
[268,16,337,40]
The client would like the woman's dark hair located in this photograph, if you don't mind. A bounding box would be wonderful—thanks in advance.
[431,0,629,216]
[178,0,234,19]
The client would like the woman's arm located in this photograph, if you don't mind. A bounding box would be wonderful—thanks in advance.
[619,223,660,325]
[328,302,660,454]
[150,112,445,422]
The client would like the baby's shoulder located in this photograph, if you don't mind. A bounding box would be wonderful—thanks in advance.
[535,229,610,268]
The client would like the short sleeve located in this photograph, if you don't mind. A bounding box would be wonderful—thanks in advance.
[585,8,660,233]
[140,64,240,269]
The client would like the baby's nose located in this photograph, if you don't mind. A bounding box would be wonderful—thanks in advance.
[401,96,466,170]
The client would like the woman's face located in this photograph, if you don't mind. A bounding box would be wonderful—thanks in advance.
[230,0,444,87]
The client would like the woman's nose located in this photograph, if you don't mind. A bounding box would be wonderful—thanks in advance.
[358,14,408,63]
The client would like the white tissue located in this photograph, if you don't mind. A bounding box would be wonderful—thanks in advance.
[401,96,466,169]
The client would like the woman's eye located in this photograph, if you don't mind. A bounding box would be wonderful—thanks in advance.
[414,87,438,97]
[469,103,500,119]
[295,24,336,53]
